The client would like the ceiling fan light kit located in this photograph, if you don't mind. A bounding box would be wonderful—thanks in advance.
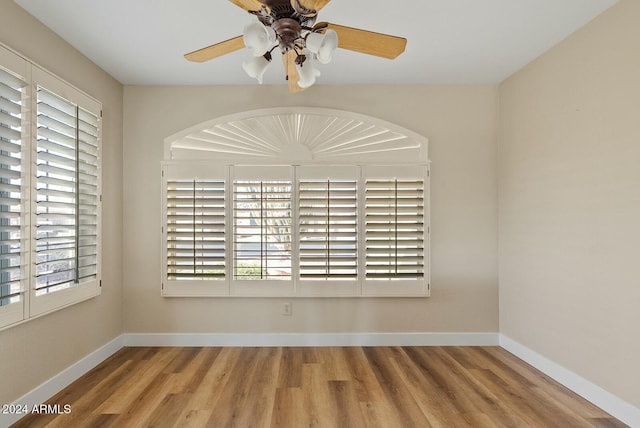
[184,0,408,92]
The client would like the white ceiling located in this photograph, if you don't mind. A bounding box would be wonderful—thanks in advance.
[14,0,618,86]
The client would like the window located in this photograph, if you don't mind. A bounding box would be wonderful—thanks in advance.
[0,45,102,329]
[161,108,429,298]
[162,165,429,297]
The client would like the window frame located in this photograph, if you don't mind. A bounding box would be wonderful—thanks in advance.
[161,107,430,298]
[161,162,430,298]
[0,43,102,330]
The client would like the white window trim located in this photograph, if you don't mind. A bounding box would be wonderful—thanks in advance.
[161,107,429,298]
[0,43,102,330]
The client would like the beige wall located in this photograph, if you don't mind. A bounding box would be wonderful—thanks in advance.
[123,85,499,333]
[499,0,640,409]
[0,2,123,404]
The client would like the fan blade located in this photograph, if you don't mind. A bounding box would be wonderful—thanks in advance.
[294,0,331,13]
[316,22,406,59]
[282,50,305,92]
[184,36,245,63]
[228,0,265,12]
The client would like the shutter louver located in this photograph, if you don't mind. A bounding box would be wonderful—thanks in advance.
[166,180,225,280]
[77,107,100,283]
[233,181,292,280]
[365,179,425,279]
[299,180,357,279]
[0,68,25,307]
[35,88,100,295]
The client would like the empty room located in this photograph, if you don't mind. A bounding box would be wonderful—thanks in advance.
[0,0,638,427]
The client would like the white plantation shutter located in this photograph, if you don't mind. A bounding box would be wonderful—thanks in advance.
[34,86,100,296]
[233,179,292,280]
[0,47,103,327]
[231,165,293,287]
[299,176,357,280]
[365,175,426,281]
[160,164,429,297]
[0,66,26,317]
[166,179,225,280]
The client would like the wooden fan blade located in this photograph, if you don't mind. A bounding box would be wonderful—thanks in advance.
[228,0,265,12]
[317,22,406,59]
[295,0,331,13]
[184,36,245,63]
[282,50,305,92]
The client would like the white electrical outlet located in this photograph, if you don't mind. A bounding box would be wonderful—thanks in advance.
[282,302,292,316]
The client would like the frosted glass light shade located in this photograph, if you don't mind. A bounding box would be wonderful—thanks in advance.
[243,22,277,57]
[296,58,321,88]
[242,55,271,84]
[306,29,338,64]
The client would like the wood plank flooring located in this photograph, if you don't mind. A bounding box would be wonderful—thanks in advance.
[11,346,627,428]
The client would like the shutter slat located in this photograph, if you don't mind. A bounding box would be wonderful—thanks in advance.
[0,81,22,102]
[0,95,21,115]
[0,182,21,194]
[0,167,20,180]
[0,68,26,89]
[38,127,76,149]
[0,211,20,220]
[0,109,21,128]
[37,173,75,189]
[37,162,75,177]
[0,139,21,153]
[0,153,22,166]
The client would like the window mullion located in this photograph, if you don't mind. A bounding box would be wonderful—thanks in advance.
[326,179,330,278]
[357,168,366,290]
[290,166,299,289]
[192,179,196,277]
[394,179,398,277]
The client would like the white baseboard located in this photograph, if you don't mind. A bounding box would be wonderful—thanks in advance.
[1,335,123,428]
[500,334,640,428]
[122,332,500,347]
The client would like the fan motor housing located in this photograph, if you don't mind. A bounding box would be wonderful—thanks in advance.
[272,18,302,48]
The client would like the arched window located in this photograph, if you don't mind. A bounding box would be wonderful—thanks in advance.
[162,108,429,297]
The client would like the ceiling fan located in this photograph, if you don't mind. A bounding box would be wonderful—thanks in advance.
[184,0,407,92]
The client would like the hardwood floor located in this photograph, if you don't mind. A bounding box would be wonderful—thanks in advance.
[12,346,626,428]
